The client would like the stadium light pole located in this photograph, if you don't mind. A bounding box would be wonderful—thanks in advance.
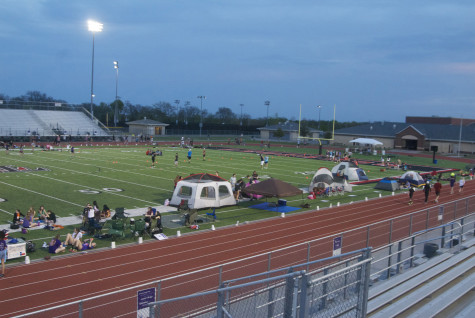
[197,96,206,136]
[240,104,244,127]
[265,100,270,127]
[174,100,180,127]
[113,61,119,127]
[88,20,103,121]
[316,105,322,131]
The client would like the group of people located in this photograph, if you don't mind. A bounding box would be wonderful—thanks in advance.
[407,173,465,205]
[259,154,269,169]
[12,206,57,230]
[83,201,111,232]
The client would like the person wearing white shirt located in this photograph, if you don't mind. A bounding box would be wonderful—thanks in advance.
[64,228,83,250]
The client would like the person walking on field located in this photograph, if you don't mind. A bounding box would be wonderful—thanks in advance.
[408,184,415,205]
[187,148,192,163]
[423,182,431,204]
[174,153,179,167]
[202,148,206,161]
[433,181,442,203]
[459,177,465,193]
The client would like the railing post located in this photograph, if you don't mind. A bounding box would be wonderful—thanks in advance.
[357,250,372,318]
[426,209,430,229]
[78,301,83,318]
[156,280,161,318]
[344,260,349,299]
[441,226,446,248]
[299,273,309,318]
[449,223,454,248]
[396,241,403,274]
[149,305,155,318]
[389,220,393,243]
[283,275,295,318]
[386,244,393,280]
[320,268,329,310]
[366,225,370,247]
[219,265,223,286]
[454,202,457,220]
[410,236,416,267]
[217,289,225,318]
[306,242,311,272]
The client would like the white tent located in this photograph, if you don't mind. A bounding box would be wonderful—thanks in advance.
[348,138,383,146]
[331,162,369,181]
[170,180,236,209]
[309,167,353,193]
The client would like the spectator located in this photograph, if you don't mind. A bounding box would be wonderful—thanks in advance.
[408,185,415,205]
[37,205,48,221]
[81,238,96,250]
[449,173,456,194]
[235,179,244,200]
[22,210,37,228]
[46,210,56,226]
[93,201,101,222]
[0,230,6,277]
[64,228,83,251]
[423,182,431,204]
[230,173,237,190]
[12,209,24,226]
[101,205,111,218]
[48,234,65,254]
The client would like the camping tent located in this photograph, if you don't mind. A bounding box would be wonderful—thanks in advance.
[375,178,400,191]
[242,178,303,198]
[331,162,368,181]
[309,167,353,193]
[399,171,425,187]
[348,138,383,146]
[170,173,236,209]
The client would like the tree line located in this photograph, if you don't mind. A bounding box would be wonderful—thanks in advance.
[0,91,360,134]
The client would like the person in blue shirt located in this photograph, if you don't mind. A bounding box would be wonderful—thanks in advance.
[187,149,192,163]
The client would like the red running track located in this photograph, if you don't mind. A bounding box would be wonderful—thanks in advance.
[1,180,474,317]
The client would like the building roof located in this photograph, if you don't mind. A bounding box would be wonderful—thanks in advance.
[257,121,319,132]
[126,118,169,126]
[335,121,475,142]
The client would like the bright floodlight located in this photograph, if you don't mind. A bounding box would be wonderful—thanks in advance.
[88,20,103,32]
[113,61,119,69]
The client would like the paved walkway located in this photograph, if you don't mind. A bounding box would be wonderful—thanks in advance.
[1,205,178,233]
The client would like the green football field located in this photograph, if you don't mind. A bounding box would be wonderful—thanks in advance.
[0,144,465,262]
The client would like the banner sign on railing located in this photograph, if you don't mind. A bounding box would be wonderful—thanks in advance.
[333,236,342,256]
[137,287,155,318]
[438,207,444,221]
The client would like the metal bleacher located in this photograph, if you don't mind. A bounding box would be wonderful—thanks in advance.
[0,109,109,137]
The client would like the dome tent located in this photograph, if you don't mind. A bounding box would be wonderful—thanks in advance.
[331,162,368,181]
[375,177,400,191]
[399,171,425,187]
[170,173,236,209]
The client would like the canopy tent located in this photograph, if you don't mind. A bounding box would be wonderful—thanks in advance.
[331,162,368,181]
[348,138,383,146]
[170,174,236,209]
[242,178,303,198]
[309,167,353,193]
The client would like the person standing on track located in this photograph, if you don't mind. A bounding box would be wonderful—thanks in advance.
[449,173,456,194]
[0,230,6,277]
[423,182,431,204]
[459,177,465,193]
[408,184,415,205]
[433,181,442,203]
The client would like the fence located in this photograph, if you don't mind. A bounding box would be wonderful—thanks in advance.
[14,195,475,317]
[148,248,372,318]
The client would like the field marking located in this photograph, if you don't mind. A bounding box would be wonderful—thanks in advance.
[0,208,12,215]
[0,181,84,207]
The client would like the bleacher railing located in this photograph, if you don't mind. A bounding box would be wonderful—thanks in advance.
[12,195,475,318]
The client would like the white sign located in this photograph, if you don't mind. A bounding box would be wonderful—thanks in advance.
[7,242,26,259]
[154,233,168,240]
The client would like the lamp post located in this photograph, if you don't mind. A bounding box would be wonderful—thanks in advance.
[240,104,244,127]
[88,20,103,121]
[174,100,180,126]
[197,96,206,136]
[113,61,119,127]
[264,100,270,126]
[316,105,322,131]
[184,101,190,125]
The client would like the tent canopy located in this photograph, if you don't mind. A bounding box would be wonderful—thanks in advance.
[182,173,226,182]
[242,178,303,198]
[349,138,383,146]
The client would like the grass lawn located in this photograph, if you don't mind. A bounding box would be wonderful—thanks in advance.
[1,142,466,262]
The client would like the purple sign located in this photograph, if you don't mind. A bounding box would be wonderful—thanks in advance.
[137,287,156,311]
[333,236,342,250]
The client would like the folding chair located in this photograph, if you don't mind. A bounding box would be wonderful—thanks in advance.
[107,219,126,240]
[131,219,150,238]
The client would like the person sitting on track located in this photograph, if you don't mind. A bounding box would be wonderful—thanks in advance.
[64,228,84,251]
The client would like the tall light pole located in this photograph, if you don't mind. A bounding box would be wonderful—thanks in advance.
[113,61,119,126]
[88,20,103,121]
[184,101,190,125]
[174,100,180,126]
[197,96,206,136]
[240,104,244,127]
[265,100,270,126]
[316,105,322,131]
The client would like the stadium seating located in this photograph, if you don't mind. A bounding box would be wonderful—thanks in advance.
[0,109,109,136]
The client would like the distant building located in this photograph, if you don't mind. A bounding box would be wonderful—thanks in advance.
[126,118,169,136]
[333,116,475,154]
[258,122,321,142]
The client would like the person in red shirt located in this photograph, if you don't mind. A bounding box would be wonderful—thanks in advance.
[433,181,442,203]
